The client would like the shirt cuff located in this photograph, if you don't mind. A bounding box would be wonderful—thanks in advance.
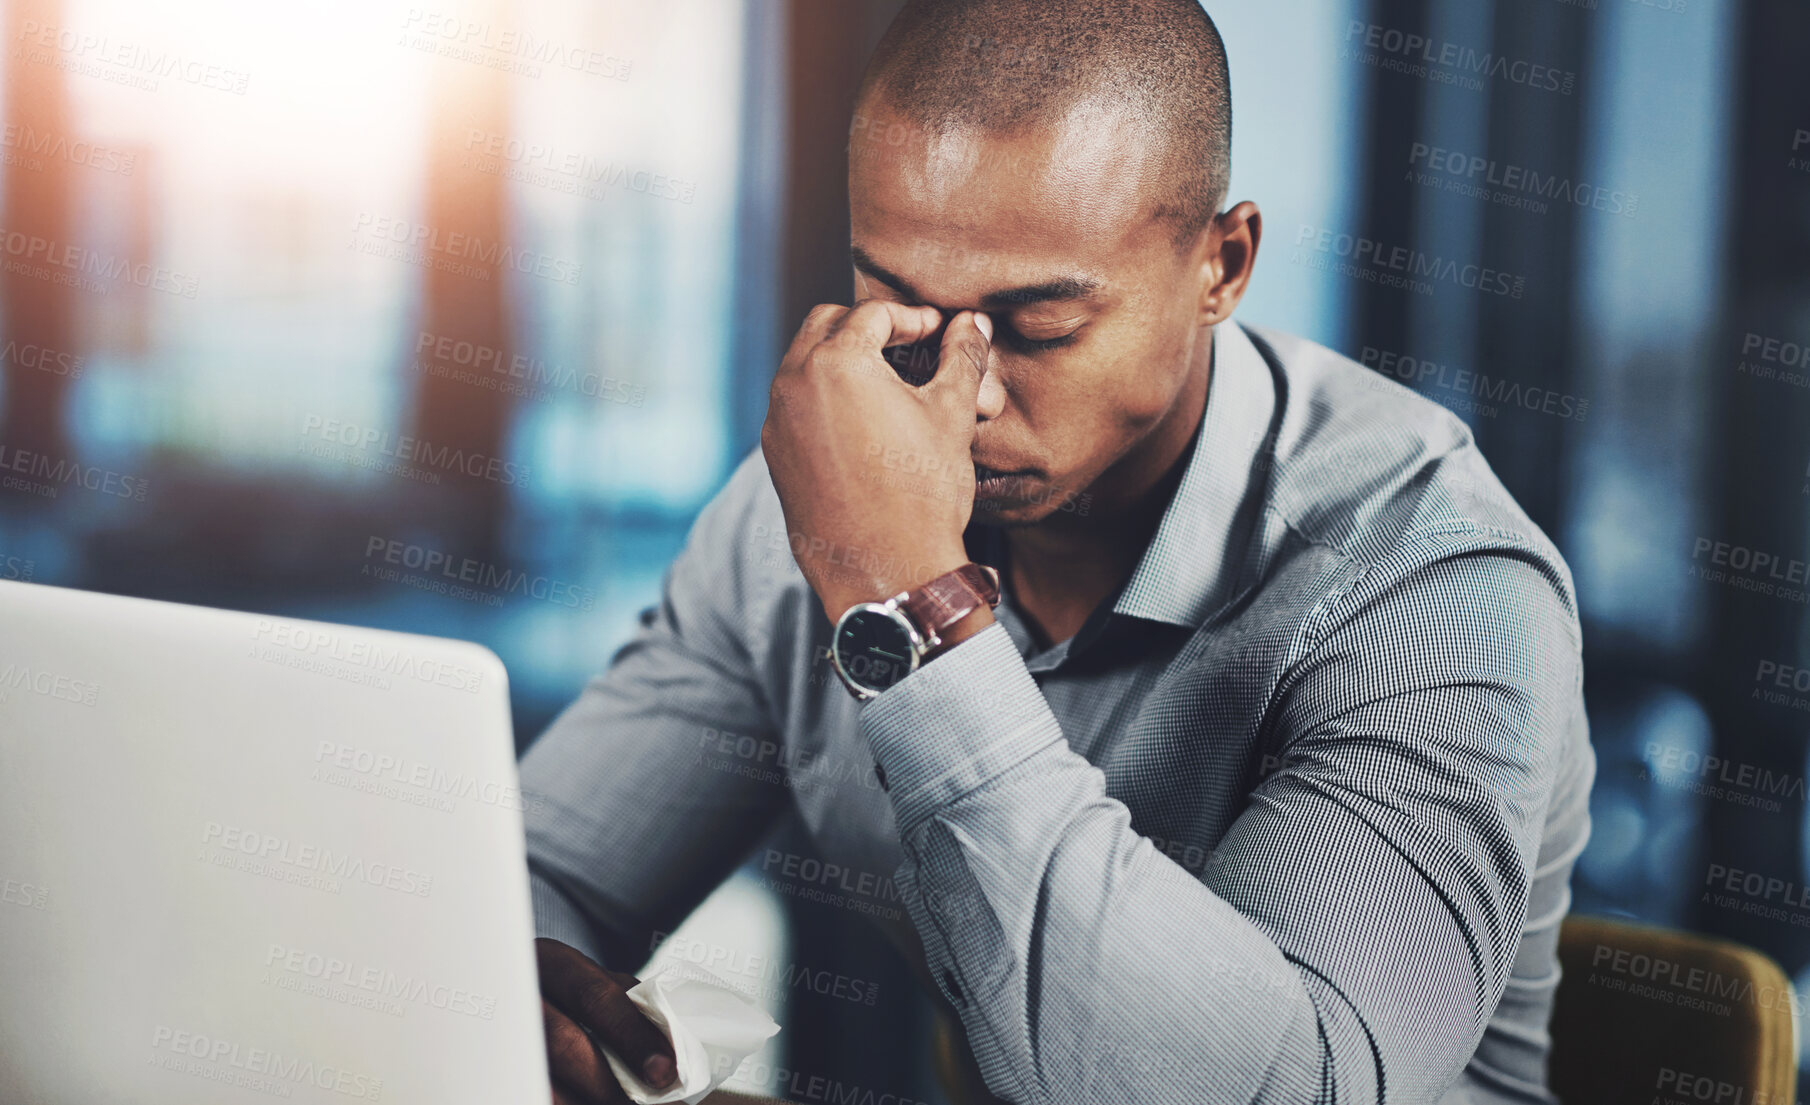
[528,869,609,968]
[859,621,1065,834]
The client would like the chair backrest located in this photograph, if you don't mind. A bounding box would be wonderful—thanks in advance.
[1551,914,1799,1105]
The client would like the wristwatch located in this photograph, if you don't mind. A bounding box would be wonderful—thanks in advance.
[829,563,1002,700]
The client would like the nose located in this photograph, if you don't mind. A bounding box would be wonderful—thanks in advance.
[975,325,1005,422]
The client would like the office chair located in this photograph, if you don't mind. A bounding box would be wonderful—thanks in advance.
[1550,913,1799,1105]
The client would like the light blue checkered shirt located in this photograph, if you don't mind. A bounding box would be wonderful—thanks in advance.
[520,320,1595,1105]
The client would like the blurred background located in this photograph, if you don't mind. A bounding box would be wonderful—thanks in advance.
[1,0,1807,1098]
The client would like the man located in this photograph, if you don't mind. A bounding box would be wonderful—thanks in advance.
[523,1,1595,1103]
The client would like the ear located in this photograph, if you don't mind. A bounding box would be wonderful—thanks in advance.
[1197,201,1262,326]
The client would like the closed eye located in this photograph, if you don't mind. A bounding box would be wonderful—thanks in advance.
[998,322,1081,354]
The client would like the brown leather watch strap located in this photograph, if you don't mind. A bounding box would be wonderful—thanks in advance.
[899,563,1001,643]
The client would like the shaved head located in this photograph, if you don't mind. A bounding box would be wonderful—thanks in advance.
[843,0,1260,530]
[856,0,1233,249]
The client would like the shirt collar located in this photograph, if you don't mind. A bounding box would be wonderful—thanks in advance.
[1110,320,1279,629]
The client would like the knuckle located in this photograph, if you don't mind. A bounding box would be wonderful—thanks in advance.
[577,976,623,1015]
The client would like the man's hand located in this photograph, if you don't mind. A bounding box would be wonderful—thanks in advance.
[536,937,678,1105]
[761,299,994,622]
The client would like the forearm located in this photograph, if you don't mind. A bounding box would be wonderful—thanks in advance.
[895,762,1337,1104]
[519,454,795,974]
[861,626,1341,1104]
[861,612,1552,1105]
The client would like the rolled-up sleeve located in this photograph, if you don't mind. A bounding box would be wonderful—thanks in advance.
[858,544,1581,1105]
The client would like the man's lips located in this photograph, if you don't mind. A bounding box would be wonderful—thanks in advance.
[973,464,1040,495]
[974,463,1029,481]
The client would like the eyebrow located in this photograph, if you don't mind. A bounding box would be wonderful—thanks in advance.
[850,244,1103,310]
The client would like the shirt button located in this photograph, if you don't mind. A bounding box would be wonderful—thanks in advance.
[941,968,965,1005]
[873,763,889,791]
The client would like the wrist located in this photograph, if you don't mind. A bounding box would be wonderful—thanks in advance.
[817,549,970,624]
[826,561,1001,700]
[921,604,994,663]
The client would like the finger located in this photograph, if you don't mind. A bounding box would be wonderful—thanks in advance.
[924,310,993,406]
[823,299,944,355]
[537,945,677,1090]
[543,997,625,1105]
[781,303,849,369]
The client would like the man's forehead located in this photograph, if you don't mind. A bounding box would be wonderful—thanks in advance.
[849,102,1170,305]
[852,99,1165,227]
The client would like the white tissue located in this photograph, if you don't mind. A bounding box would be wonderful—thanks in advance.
[598,963,783,1105]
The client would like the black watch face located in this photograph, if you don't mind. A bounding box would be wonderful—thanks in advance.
[835,609,918,693]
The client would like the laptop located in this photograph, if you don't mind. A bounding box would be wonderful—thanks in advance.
[0,580,553,1104]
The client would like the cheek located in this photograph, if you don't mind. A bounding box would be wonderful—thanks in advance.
[999,354,1171,448]
[993,309,1196,443]
[1080,343,1189,433]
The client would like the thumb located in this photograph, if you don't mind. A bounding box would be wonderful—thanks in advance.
[927,310,992,407]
